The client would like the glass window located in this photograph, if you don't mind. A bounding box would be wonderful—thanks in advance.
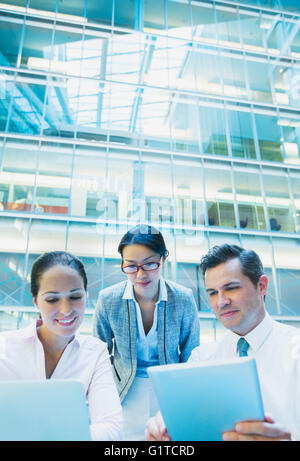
[190,51,222,95]
[227,108,257,160]
[240,234,278,315]
[167,0,192,40]
[5,81,42,135]
[28,0,57,14]
[0,138,39,213]
[0,18,22,67]
[255,112,284,162]
[290,171,300,232]
[232,1,300,15]
[27,219,67,253]
[275,114,300,164]
[34,142,72,216]
[173,159,205,228]
[0,311,24,332]
[114,0,135,29]
[273,237,300,316]
[144,158,173,227]
[290,19,300,56]
[216,6,240,47]
[208,231,241,248]
[200,104,228,157]
[239,12,265,51]
[246,60,273,104]
[108,33,146,85]
[263,167,295,233]
[86,0,112,26]
[205,161,236,228]
[0,218,29,306]
[233,164,267,231]
[219,53,248,99]
[263,16,285,53]
[191,2,216,43]
[273,63,300,108]
[71,148,107,219]
[144,0,165,31]
[21,22,54,69]
[176,231,209,311]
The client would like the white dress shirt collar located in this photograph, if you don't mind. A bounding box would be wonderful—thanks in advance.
[227,311,274,353]
[122,276,168,303]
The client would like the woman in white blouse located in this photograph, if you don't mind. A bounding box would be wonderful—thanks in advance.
[0,251,122,441]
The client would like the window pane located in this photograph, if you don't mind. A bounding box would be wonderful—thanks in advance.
[173,159,205,228]
[255,112,283,162]
[240,234,278,315]
[233,164,267,231]
[0,218,29,306]
[263,167,295,233]
[0,17,22,67]
[227,108,257,160]
[205,161,236,228]
[273,237,300,316]
[290,171,300,232]
[200,105,228,157]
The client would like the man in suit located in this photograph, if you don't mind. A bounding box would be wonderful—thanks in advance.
[145,244,300,441]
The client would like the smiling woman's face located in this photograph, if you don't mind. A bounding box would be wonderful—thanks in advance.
[33,264,86,338]
[122,244,163,299]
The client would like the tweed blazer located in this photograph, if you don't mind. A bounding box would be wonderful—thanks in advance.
[93,279,200,402]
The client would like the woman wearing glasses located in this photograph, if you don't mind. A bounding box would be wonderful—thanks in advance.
[93,224,200,440]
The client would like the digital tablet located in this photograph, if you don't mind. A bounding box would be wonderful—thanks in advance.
[148,357,264,441]
[0,380,91,441]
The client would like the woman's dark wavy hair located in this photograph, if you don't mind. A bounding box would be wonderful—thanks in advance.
[200,244,264,287]
[31,251,87,297]
[118,225,169,259]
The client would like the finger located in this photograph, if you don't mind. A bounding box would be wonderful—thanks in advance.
[145,415,168,441]
[145,419,161,441]
[235,421,291,439]
[264,414,275,424]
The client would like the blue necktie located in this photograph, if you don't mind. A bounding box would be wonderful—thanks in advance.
[237,337,249,357]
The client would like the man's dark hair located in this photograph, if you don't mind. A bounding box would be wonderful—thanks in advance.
[200,244,264,287]
[118,224,169,259]
[31,251,87,297]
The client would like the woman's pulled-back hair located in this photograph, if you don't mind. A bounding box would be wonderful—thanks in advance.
[31,251,87,297]
[118,225,169,259]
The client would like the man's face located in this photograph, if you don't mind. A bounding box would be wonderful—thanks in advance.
[204,258,268,336]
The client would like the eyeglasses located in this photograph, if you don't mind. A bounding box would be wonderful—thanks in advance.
[121,261,161,274]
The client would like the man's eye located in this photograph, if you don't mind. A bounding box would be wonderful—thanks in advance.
[46,298,58,303]
[70,296,82,300]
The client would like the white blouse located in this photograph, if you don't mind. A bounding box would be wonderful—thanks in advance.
[0,321,123,441]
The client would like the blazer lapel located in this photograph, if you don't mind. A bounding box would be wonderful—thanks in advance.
[157,300,167,364]
[126,299,137,363]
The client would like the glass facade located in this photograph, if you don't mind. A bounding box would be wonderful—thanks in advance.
[0,0,300,336]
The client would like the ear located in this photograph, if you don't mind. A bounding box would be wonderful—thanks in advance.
[32,296,38,308]
[258,275,268,297]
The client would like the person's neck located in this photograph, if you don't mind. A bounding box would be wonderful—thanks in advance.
[134,285,159,305]
[233,310,266,337]
[37,324,73,354]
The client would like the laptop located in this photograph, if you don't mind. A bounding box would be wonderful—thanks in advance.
[148,357,264,441]
[0,380,91,441]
